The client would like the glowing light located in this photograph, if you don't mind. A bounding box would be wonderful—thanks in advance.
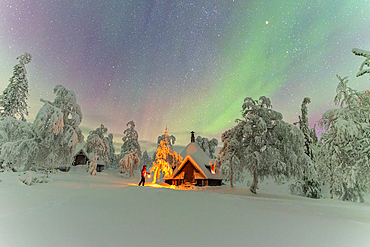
[150,127,183,183]
[128,183,197,191]
[147,174,151,178]
[211,165,216,175]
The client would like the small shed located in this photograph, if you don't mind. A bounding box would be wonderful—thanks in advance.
[73,142,106,172]
[164,132,223,186]
[87,152,106,172]
[96,156,106,172]
[73,149,90,166]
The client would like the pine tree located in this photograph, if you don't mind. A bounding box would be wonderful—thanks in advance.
[317,75,370,202]
[219,96,311,194]
[152,126,177,164]
[0,53,32,121]
[195,135,218,159]
[141,150,152,170]
[218,128,244,188]
[121,121,141,158]
[352,48,370,77]
[107,133,118,167]
[119,149,140,177]
[290,97,321,199]
[86,124,110,167]
[151,127,182,183]
[32,85,83,171]
[294,97,318,159]
[0,117,37,171]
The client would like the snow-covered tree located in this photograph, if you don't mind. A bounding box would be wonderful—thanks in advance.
[152,126,178,166]
[0,53,32,121]
[86,124,110,167]
[0,117,37,171]
[88,155,98,175]
[151,127,182,183]
[352,48,370,77]
[157,131,176,149]
[195,135,218,159]
[317,75,370,202]
[121,121,141,159]
[107,133,118,168]
[291,97,321,199]
[219,96,311,194]
[119,149,140,177]
[294,97,318,159]
[32,85,83,171]
[141,150,152,170]
[218,127,244,188]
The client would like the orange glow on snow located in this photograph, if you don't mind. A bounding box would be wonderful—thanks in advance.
[128,183,194,190]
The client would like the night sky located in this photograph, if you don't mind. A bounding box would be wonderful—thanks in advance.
[1,0,370,151]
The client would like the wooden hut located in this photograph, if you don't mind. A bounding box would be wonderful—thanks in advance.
[73,142,106,172]
[96,156,106,172]
[73,149,89,166]
[164,132,223,186]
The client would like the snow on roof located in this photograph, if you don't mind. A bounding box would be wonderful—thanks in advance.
[75,141,87,155]
[74,142,106,165]
[168,142,223,180]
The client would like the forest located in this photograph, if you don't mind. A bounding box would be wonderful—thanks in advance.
[1,48,370,203]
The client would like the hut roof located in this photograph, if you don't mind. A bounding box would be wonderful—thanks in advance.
[75,142,106,165]
[75,142,87,155]
[167,142,223,180]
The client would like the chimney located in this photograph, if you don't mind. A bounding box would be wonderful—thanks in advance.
[191,131,195,143]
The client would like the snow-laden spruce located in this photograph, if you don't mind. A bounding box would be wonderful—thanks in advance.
[290,97,321,199]
[317,75,370,202]
[0,53,32,122]
[150,127,182,183]
[141,150,152,170]
[86,124,110,167]
[218,96,312,193]
[120,149,140,178]
[0,117,36,171]
[33,85,84,171]
[152,128,176,161]
[195,135,218,159]
[107,133,118,167]
[121,120,141,158]
[0,85,83,172]
[352,48,370,77]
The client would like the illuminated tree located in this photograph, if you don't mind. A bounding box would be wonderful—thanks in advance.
[151,127,183,183]
[152,130,176,161]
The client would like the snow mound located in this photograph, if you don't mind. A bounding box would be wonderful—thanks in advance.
[68,165,87,173]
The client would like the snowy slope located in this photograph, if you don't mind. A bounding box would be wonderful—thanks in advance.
[1,169,369,247]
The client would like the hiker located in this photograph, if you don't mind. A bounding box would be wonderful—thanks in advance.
[138,165,150,186]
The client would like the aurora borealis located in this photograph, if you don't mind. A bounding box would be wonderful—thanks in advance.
[1,0,370,151]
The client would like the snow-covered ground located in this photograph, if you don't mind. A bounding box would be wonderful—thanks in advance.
[1,167,370,247]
